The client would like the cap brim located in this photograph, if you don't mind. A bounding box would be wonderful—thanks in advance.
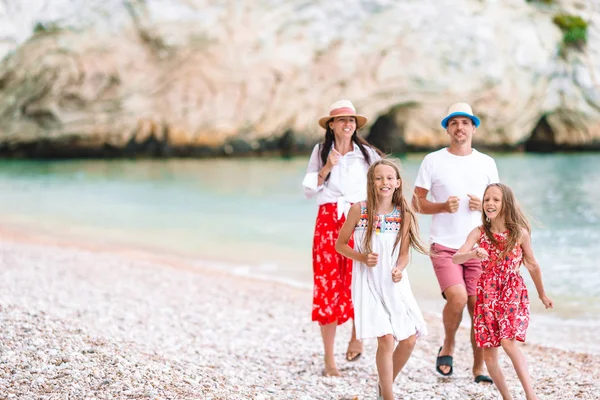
[441,112,480,128]
[318,114,368,130]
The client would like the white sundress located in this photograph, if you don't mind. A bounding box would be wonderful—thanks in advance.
[352,202,428,341]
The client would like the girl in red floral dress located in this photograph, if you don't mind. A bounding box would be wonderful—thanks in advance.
[452,183,553,400]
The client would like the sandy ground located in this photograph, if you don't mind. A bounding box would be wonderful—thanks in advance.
[0,230,598,400]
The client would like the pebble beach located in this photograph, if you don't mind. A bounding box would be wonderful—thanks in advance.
[0,231,598,400]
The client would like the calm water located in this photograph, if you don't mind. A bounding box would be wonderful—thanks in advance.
[0,153,599,351]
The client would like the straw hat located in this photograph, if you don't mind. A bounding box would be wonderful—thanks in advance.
[318,100,368,130]
[441,102,481,128]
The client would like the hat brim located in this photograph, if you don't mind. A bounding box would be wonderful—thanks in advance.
[441,112,480,128]
[319,114,368,130]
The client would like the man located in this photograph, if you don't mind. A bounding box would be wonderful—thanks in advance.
[412,102,499,384]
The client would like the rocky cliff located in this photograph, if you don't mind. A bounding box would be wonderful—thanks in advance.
[0,0,599,158]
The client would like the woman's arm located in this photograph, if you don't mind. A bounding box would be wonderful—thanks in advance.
[520,228,553,309]
[302,145,326,198]
[452,228,485,264]
[302,145,340,198]
[335,203,377,266]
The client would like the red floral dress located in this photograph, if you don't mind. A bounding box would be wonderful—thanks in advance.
[474,229,530,347]
[311,203,354,325]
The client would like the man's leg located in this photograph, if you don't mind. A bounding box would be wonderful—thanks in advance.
[438,284,468,375]
[431,243,468,376]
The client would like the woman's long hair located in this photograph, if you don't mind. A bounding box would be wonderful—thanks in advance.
[362,159,428,256]
[319,118,383,179]
[481,183,531,259]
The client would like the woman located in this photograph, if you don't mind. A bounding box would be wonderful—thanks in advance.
[302,99,383,376]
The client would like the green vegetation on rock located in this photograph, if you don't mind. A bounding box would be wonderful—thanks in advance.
[553,14,588,47]
[33,22,62,34]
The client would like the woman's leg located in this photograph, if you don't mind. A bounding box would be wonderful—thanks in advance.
[376,334,395,400]
[350,321,358,342]
[501,339,538,400]
[312,203,342,376]
[320,322,339,376]
[483,347,512,399]
[392,334,417,380]
[346,321,363,361]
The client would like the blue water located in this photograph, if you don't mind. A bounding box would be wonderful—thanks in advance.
[0,154,599,329]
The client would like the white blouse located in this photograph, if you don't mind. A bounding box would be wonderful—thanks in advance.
[302,142,381,219]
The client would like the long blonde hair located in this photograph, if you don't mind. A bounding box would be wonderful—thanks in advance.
[481,183,531,259]
[362,159,428,256]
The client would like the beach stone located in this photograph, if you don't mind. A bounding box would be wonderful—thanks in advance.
[0,239,598,399]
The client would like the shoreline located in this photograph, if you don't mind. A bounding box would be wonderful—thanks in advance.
[0,226,599,399]
[1,221,599,355]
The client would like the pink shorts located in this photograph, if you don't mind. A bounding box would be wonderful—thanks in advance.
[430,243,482,297]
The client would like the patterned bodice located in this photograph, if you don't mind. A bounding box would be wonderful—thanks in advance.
[478,230,523,274]
[356,202,402,235]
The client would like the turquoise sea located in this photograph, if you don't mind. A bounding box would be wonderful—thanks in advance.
[0,153,598,353]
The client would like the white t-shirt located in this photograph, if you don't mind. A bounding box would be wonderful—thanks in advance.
[414,148,499,249]
[302,143,381,219]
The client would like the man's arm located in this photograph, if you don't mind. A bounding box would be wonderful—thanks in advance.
[412,186,457,215]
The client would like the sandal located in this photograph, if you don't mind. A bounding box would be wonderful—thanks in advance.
[376,381,383,400]
[435,346,454,376]
[474,374,493,384]
[346,339,363,362]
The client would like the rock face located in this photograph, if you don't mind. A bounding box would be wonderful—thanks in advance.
[0,0,599,158]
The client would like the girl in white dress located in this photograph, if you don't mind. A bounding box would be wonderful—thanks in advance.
[336,159,428,400]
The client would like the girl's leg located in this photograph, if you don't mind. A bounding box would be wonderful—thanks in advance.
[483,347,512,400]
[501,339,538,400]
[346,320,363,361]
[320,322,339,376]
[467,296,486,378]
[392,334,417,380]
[376,334,395,400]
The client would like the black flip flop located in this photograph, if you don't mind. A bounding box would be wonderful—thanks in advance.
[435,346,453,376]
[474,374,493,384]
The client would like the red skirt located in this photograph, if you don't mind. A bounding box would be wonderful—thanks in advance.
[312,203,354,325]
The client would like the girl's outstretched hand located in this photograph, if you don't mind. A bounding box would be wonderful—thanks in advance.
[540,295,554,309]
[364,252,379,267]
[474,247,488,260]
[391,267,403,283]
